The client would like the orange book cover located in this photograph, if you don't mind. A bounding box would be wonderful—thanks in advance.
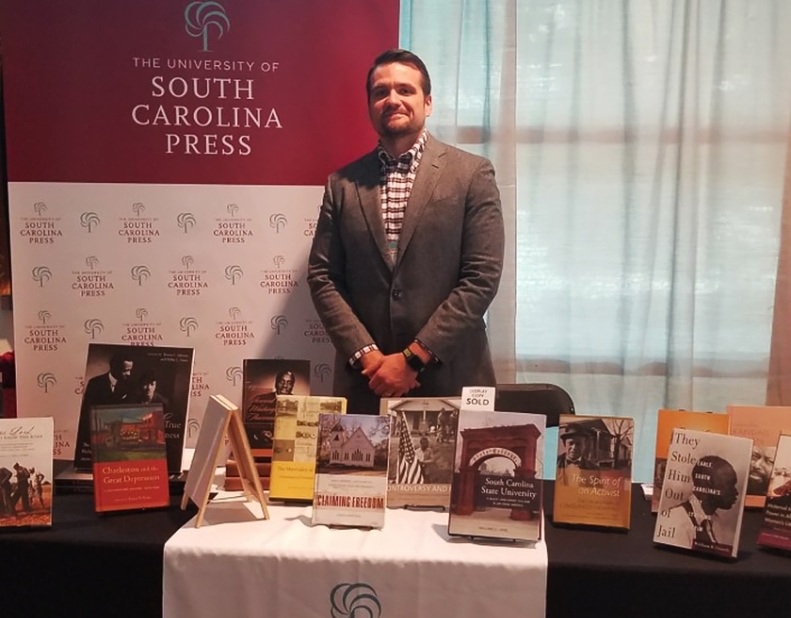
[727,405,791,508]
[553,414,633,530]
[91,404,170,513]
[652,409,730,512]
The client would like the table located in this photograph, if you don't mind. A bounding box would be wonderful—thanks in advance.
[163,493,548,618]
[2,484,789,618]
[2,493,194,618]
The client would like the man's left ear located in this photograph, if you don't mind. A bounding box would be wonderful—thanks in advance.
[425,94,433,117]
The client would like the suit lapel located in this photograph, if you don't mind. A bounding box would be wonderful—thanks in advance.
[354,151,392,270]
[397,136,445,266]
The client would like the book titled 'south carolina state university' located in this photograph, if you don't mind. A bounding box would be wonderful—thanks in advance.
[448,409,545,541]
[91,404,170,513]
[0,417,54,528]
[269,395,346,502]
[757,433,791,552]
[312,413,391,529]
[654,428,752,559]
[553,414,634,530]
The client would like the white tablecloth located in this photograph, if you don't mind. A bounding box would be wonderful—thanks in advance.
[164,492,547,618]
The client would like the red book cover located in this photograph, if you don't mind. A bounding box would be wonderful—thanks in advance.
[91,403,170,513]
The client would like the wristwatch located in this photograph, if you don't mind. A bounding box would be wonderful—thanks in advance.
[402,346,426,374]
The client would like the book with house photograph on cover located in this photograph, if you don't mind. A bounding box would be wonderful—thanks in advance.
[312,413,391,529]
[90,403,170,513]
[654,428,752,559]
[269,395,346,502]
[448,409,545,541]
[757,433,791,552]
[381,397,460,509]
[0,417,54,528]
[553,414,634,529]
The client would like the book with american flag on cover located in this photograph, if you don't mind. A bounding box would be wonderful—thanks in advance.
[381,397,461,509]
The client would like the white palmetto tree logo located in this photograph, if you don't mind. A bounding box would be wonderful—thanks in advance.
[225,366,242,386]
[185,1,230,53]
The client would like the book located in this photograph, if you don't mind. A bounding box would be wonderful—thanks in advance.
[241,358,310,459]
[757,433,791,551]
[381,397,461,509]
[652,409,730,512]
[269,395,346,502]
[654,428,752,558]
[74,343,195,473]
[311,413,391,529]
[727,404,791,508]
[225,459,271,478]
[0,417,54,528]
[448,409,545,541]
[553,414,634,530]
[90,403,170,513]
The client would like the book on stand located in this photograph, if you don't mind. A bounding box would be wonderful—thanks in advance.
[311,413,391,529]
[381,397,460,509]
[553,414,634,530]
[90,403,170,513]
[652,409,730,513]
[654,428,752,559]
[757,433,791,551]
[0,417,54,528]
[727,404,791,508]
[269,395,346,502]
[448,408,545,541]
[74,343,195,474]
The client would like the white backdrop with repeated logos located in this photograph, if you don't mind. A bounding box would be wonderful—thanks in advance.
[9,183,335,458]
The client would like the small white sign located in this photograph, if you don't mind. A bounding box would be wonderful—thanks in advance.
[460,386,496,412]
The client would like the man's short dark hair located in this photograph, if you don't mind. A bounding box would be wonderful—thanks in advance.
[109,351,134,373]
[366,49,432,99]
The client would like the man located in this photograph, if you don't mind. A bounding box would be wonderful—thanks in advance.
[556,423,600,486]
[663,455,740,554]
[308,49,504,414]
[0,465,13,517]
[10,463,31,515]
[746,445,775,496]
[75,351,135,467]
[416,436,435,483]
[245,369,298,451]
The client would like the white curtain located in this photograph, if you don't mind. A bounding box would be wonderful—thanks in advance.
[401,0,791,480]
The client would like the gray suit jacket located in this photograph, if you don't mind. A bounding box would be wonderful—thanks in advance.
[308,135,504,413]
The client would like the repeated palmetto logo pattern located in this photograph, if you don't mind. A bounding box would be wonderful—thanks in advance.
[185,1,230,53]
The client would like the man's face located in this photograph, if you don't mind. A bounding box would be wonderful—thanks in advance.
[276,373,295,395]
[748,446,775,492]
[710,465,739,510]
[564,436,584,461]
[368,62,432,141]
[112,360,133,381]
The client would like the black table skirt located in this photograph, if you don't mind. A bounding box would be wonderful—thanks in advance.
[2,485,788,618]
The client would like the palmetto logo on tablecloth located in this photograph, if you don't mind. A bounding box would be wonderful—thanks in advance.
[329,583,381,618]
[185,1,230,53]
[132,202,145,216]
[180,317,199,337]
[131,265,151,286]
[33,202,47,216]
[187,418,201,439]
[31,266,52,288]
